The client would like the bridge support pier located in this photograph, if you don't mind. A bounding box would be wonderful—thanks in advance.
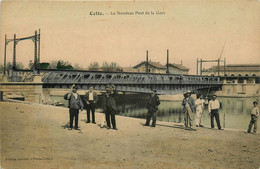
[0,82,43,103]
[33,74,42,83]
[2,75,8,82]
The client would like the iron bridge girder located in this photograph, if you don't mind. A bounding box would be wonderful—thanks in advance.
[40,70,222,95]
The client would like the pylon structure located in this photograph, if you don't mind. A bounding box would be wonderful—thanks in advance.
[3,29,41,75]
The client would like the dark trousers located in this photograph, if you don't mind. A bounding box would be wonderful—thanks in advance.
[145,110,157,126]
[248,115,258,133]
[210,109,221,129]
[69,108,79,129]
[105,106,116,129]
[86,101,96,122]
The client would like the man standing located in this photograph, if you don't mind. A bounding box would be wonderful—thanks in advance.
[182,91,195,129]
[64,85,84,130]
[208,95,223,130]
[247,101,259,134]
[102,84,118,130]
[84,86,98,123]
[195,94,207,127]
[145,89,160,127]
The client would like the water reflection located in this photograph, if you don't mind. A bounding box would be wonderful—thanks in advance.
[51,94,259,130]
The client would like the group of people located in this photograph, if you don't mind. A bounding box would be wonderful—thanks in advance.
[181,91,259,134]
[64,84,118,130]
[64,84,259,134]
[182,91,223,130]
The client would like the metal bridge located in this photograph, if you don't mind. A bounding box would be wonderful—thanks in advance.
[8,69,222,95]
[13,69,222,95]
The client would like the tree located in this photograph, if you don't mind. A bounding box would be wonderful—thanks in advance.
[73,63,82,70]
[110,62,123,72]
[101,62,123,72]
[16,62,24,69]
[57,61,73,70]
[47,60,73,70]
[101,62,110,71]
[29,60,33,69]
[88,62,99,71]
[48,60,59,69]
[0,62,24,72]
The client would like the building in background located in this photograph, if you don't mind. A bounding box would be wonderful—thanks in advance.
[202,64,260,97]
[202,64,260,77]
[133,61,166,74]
[132,61,189,74]
[168,63,189,75]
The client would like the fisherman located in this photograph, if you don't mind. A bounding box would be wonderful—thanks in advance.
[195,94,208,127]
[182,91,195,129]
[208,95,223,130]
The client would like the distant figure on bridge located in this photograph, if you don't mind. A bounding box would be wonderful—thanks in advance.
[195,94,208,127]
[145,89,160,127]
[208,95,223,130]
[182,91,195,129]
[64,85,84,130]
[84,86,98,124]
[247,101,259,134]
[102,84,118,130]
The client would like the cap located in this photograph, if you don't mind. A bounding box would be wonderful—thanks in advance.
[151,89,157,92]
[73,86,79,89]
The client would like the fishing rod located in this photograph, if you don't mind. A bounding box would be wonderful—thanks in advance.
[205,39,227,98]
[205,39,227,127]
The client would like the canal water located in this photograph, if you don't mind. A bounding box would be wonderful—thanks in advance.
[51,94,259,131]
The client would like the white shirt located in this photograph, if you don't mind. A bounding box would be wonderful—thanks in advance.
[195,99,205,111]
[89,92,94,101]
[72,92,78,99]
[208,99,220,112]
[251,107,259,117]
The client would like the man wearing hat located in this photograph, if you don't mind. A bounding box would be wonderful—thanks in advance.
[64,84,84,130]
[102,84,118,130]
[208,95,222,130]
[182,91,195,129]
[145,89,160,127]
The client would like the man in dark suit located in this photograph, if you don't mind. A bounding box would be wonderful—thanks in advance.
[84,86,98,123]
[145,89,160,127]
[64,85,84,130]
[182,91,195,129]
[102,84,118,130]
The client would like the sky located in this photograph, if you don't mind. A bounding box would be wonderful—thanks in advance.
[0,0,259,74]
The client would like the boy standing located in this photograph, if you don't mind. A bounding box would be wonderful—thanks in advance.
[247,101,259,134]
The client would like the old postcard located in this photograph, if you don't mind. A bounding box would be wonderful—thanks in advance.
[0,0,259,169]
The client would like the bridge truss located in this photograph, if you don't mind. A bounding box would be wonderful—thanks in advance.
[41,70,222,95]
